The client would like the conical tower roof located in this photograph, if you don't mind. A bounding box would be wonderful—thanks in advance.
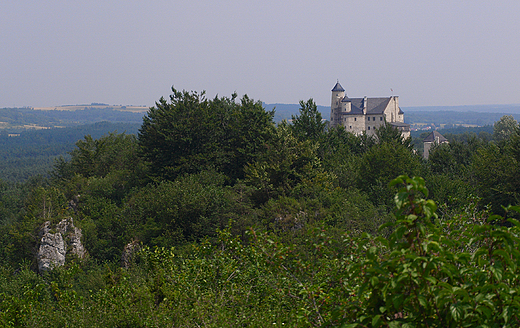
[331,81,345,92]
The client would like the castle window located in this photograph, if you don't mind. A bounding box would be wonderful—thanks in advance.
[373,117,375,121]
[349,126,352,129]
[354,118,357,121]
[368,126,370,130]
[380,117,383,121]
[367,117,370,121]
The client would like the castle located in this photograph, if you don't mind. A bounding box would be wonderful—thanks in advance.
[329,81,410,138]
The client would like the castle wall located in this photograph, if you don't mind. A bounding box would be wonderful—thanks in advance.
[341,115,365,134]
[364,114,385,136]
[383,97,402,123]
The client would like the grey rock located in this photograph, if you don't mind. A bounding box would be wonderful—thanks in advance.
[57,218,86,259]
[37,231,66,272]
[121,240,140,269]
[37,218,87,272]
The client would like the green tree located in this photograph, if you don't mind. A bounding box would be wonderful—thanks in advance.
[290,98,325,141]
[53,132,141,180]
[245,122,323,204]
[121,171,242,247]
[472,142,520,215]
[357,141,424,207]
[138,88,275,182]
[319,127,363,190]
[334,176,520,326]
[375,122,412,149]
[493,115,519,143]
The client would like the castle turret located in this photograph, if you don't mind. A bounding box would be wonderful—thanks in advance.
[331,81,345,125]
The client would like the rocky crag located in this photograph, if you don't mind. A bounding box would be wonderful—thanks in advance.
[37,218,86,272]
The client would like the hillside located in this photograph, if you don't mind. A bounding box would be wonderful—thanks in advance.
[0,106,145,133]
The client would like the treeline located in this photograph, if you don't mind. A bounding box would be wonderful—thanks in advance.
[0,122,140,182]
[1,89,520,326]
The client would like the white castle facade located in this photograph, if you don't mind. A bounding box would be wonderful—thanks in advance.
[329,81,410,138]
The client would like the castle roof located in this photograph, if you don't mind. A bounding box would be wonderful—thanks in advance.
[331,82,345,92]
[423,131,448,143]
[338,97,393,115]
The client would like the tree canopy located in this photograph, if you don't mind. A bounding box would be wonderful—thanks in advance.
[138,88,275,182]
[290,98,325,141]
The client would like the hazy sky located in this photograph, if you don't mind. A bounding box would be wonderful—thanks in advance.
[2,1,519,108]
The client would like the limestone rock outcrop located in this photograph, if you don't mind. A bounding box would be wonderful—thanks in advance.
[57,217,86,259]
[37,218,86,272]
[121,240,140,269]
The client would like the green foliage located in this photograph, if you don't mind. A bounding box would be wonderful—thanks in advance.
[357,141,424,208]
[472,142,520,216]
[471,123,520,215]
[493,114,519,143]
[374,122,412,149]
[1,175,520,326]
[333,176,520,326]
[245,122,324,204]
[54,132,143,182]
[0,122,140,183]
[121,171,255,248]
[1,184,70,267]
[138,88,275,182]
[425,173,477,218]
[318,127,364,190]
[291,98,326,141]
[0,180,25,226]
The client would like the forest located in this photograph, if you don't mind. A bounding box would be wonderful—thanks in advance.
[0,122,140,183]
[1,88,520,327]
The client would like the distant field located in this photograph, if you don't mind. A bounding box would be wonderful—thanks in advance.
[0,106,145,133]
[33,105,149,113]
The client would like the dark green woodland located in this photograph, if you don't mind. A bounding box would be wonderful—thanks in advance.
[1,89,520,327]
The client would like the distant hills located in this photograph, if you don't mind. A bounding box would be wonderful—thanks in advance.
[403,104,520,113]
[2,103,519,133]
[0,106,145,133]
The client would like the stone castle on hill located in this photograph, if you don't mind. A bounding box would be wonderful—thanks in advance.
[329,81,410,138]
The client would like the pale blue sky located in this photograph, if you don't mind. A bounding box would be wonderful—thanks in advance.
[1,0,519,108]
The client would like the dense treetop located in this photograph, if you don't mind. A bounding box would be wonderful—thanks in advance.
[138,88,275,182]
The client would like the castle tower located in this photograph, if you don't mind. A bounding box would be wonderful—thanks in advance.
[331,81,345,125]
